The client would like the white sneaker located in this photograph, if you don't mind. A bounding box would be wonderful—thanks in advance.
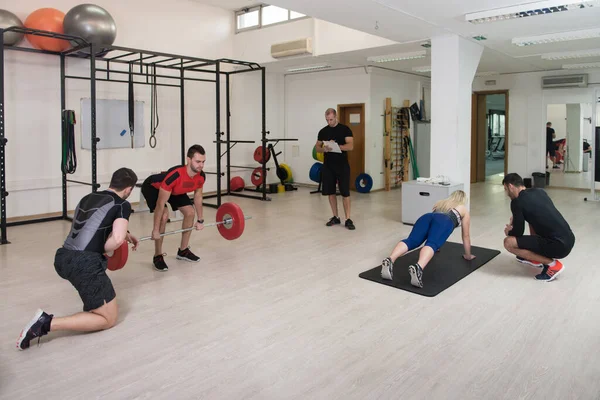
[381,257,393,280]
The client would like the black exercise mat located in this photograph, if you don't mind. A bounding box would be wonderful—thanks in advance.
[359,242,501,297]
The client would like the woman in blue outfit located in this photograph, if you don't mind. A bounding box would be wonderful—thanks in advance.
[381,190,475,288]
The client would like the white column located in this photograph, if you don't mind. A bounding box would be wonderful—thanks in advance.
[430,34,483,200]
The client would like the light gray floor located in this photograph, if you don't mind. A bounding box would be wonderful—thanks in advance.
[486,158,505,177]
[1,183,598,399]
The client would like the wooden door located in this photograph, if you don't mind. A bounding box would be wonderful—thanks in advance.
[338,104,365,190]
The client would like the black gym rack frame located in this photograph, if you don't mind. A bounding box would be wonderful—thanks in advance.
[0,27,271,245]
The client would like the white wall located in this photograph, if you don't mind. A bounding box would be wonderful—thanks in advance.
[229,71,285,186]
[233,18,315,65]
[2,0,234,218]
[547,104,567,139]
[369,68,429,188]
[473,70,600,178]
[313,19,397,55]
[282,66,428,190]
[283,68,370,185]
[581,103,593,142]
[231,17,397,65]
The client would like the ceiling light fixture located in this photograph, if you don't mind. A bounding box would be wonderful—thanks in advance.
[541,48,600,59]
[512,28,600,46]
[412,65,431,73]
[562,62,600,69]
[475,71,499,77]
[466,0,600,24]
[286,65,331,73]
[367,50,427,63]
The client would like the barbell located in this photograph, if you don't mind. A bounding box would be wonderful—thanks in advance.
[107,202,251,271]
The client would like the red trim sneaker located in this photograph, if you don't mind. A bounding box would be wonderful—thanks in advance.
[535,260,564,282]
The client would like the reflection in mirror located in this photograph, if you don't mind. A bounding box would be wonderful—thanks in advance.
[546,103,597,190]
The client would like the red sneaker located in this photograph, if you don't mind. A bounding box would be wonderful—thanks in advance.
[535,260,564,282]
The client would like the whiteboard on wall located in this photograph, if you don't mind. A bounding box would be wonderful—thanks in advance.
[80,98,145,150]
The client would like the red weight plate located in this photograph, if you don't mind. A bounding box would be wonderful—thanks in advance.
[107,241,128,271]
[253,146,271,163]
[251,167,265,186]
[215,202,245,240]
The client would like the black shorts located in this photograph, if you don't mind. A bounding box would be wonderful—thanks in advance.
[54,248,116,312]
[141,177,192,212]
[547,146,556,157]
[516,234,575,259]
[321,163,350,197]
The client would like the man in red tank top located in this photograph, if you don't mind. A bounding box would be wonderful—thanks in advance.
[141,145,206,271]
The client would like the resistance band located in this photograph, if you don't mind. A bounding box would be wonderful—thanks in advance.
[128,63,134,148]
[61,110,77,174]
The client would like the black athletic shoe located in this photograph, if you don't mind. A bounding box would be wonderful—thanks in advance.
[153,254,169,271]
[17,309,53,350]
[516,256,543,268]
[345,219,356,230]
[381,257,393,280]
[176,247,200,263]
[408,264,424,288]
[326,216,341,226]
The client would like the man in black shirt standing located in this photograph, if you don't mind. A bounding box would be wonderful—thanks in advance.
[502,173,575,282]
[16,168,139,350]
[315,108,355,230]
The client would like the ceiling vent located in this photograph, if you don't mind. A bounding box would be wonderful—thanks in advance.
[271,38,312,58]
[541,74,588,88]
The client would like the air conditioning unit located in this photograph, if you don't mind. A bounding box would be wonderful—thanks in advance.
[271,38,312,58]
[541,74,588,89]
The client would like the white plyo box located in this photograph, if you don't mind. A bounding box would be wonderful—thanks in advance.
[401,180,464,225]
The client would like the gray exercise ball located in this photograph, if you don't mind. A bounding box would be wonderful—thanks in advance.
[0,9,24,46]
[63,4,117,47]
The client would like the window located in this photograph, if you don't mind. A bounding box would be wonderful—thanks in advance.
[236,7,260,32]
[262,5,289,26]
[235,4,308,33]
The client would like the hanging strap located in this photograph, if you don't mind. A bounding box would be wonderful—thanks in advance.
[61,110,77,174]
[150,64,159,148]
[128,63,135,149]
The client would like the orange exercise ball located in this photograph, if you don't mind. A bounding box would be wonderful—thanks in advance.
[24,8,70,52]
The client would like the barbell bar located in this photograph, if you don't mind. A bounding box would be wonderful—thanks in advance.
[138,215,252,242]
[107,202,251,271]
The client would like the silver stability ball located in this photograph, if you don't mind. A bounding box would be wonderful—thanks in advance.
[63,4,117,46]
[0,9,25,46]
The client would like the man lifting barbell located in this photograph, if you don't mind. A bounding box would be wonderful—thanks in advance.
[17,168,139,350]
[141,144,207,271]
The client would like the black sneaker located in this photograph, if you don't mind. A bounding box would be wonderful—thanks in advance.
[345,219,356,230]
[326,216,341,226]
[153,254,169,271]
[176,247,200,263]
[381,257,393,280]
[17,309,53,350]
[516,256,543,268]
[408,264,424,288]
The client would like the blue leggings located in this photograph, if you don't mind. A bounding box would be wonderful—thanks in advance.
[402,213,455,252]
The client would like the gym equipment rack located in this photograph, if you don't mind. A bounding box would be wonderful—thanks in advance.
[0,26,268,244]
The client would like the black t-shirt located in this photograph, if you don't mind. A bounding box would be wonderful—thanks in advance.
[508,188,573,241]
[583,141,591,152]
[546,127,555,147]
[63,190,132,254]
[317,123,353,167]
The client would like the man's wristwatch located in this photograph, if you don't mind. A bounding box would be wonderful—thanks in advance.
[197,219,204,224]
